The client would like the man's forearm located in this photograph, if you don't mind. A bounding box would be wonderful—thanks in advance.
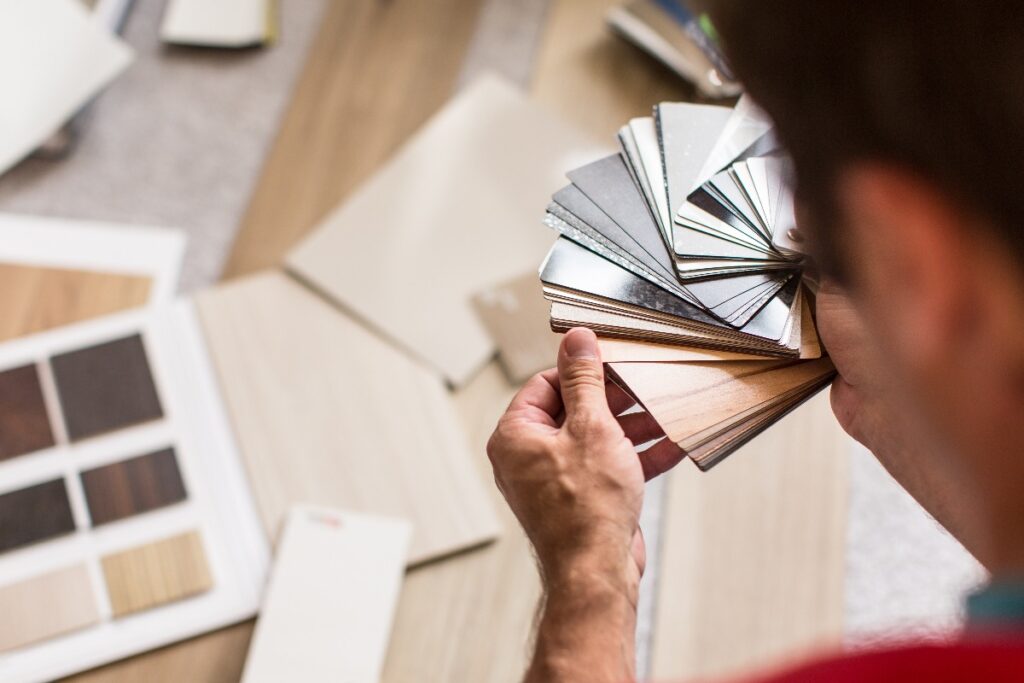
[525,558,640,683]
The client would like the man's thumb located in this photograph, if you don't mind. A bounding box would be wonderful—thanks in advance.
[557,328,610,420]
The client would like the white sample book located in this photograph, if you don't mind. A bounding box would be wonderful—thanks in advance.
[0,0,132,177]
[242,506,411,683]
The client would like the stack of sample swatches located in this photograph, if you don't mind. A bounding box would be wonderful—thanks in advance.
[540,98,836,470]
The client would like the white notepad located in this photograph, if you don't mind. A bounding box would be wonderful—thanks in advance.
[242,506,411,683]
[161,0,273,48]
[0,0,133,177]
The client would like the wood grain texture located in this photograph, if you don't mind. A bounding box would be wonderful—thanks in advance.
[81,448,187,526]
[195,271,500,565]
[0,264,150,343]
[0,363,55,460]
[651,392,848,681]
[102,531,212,618]
[530,0,693,141]
[609,358,835,444]
[223,0,487,278]
[0,478,76,554]
[381,361,540,683]
[0,564,100,652]
[51,334,164,442]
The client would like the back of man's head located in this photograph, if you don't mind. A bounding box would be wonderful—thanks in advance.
[703,1,1024,282]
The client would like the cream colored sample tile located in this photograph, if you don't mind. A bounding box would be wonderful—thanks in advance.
[0,564,100,652]
[286,76,604,386]
[195,271,500,565]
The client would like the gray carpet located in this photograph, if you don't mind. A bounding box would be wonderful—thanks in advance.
[0,0,327,291]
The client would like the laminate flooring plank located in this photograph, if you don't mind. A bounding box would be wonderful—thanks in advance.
[382,361,541,683]
[223,0,487,277]
[650,392,848,681]
[0,264,150,343]
[195,271,500,565]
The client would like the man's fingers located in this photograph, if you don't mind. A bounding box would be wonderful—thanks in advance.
[639,437,686,480]
[617,410,666,446]
[504,368,563,428]
[606,381,638,416]
[556,328,614,427]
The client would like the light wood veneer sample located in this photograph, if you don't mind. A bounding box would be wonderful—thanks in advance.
[0,264,150,344]
[195,271,500,565]
[102,531,212,617]
[609,357,836,444]
[0,564,100,652]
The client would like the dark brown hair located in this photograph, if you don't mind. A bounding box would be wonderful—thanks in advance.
[701,1,1024,281]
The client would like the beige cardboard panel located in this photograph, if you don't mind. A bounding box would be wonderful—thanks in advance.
[472,272,561,382]
[286,76,604,386]
[196,271,500,565]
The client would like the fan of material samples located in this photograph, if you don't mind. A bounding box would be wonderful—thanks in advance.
[539,98,836,470]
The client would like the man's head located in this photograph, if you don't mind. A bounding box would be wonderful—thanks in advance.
[703,1,1024,563]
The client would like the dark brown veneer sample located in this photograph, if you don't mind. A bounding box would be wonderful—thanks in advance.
[51,334,164,442]
[0,479,75,553]
[81,448,187,526]
[0,364,55,461]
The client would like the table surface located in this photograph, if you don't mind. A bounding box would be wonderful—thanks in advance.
[3,1,865,680]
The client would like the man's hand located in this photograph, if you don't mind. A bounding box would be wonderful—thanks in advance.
[487,327,681,682]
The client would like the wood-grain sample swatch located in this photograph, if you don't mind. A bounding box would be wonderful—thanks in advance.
[81,448,187,526]
[0,564,100,652]
[0,478,76,553]
[102,531,213,617]
[51,334,164,442]
[0,363,55,461]
[195,271,500,565]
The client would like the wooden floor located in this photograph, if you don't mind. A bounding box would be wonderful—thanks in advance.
[0,0,851,680]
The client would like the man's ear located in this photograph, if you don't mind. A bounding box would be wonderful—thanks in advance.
[833,165,976,368]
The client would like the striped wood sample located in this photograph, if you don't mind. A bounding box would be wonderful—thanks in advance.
[195,271,500,565]
[81,448,187,526]
[0,479,76,553]
[101,531,213,617]
[0,363,55,461]
[0,564,100,652]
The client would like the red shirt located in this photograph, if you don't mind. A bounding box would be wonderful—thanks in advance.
[750,638,1024,683]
